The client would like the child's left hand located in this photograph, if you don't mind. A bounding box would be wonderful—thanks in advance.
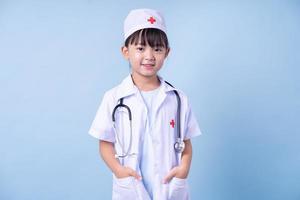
[163,164,189,184]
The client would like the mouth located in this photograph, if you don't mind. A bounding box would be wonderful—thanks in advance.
[141,64,155,68]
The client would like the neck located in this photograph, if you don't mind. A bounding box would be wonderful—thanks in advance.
[131,73,160,91]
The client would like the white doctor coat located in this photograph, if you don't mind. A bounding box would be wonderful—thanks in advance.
[89,74,201,200]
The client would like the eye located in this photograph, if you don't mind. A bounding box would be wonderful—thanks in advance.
[154,47,164,52]
[136,46,144,51]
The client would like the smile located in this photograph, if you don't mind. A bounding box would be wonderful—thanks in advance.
[141,64,155,67]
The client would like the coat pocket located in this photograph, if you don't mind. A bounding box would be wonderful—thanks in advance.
[168,177,189,200]
[113,177,136,200]
[112,176,151,200]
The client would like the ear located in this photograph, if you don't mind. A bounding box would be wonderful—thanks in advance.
[121,46,129,60]
[165,48,170,58]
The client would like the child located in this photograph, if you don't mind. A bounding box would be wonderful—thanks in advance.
[89,8,201,200]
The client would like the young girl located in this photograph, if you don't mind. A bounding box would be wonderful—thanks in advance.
[89,8,201,200]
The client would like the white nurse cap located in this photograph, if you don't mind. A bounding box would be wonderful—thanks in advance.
[123,8,167,41]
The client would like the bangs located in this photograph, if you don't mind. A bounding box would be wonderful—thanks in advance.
[125,28,169,48]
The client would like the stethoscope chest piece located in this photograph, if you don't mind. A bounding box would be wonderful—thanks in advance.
[174,138,185,153]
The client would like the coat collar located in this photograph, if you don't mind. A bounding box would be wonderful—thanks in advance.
[116,74,178,100]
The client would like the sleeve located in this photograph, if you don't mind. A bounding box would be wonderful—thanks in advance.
[183,100,202,140]
[88,92,115,143]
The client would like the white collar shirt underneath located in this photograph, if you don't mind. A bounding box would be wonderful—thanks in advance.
[139,84,162,199]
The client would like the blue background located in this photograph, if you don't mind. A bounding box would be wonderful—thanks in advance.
[1,0,299,199]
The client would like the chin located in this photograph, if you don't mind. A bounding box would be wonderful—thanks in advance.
[141,72,157,77]
[136,69,153,75]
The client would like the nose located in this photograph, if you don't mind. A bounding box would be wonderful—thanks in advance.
[144,48,155,61]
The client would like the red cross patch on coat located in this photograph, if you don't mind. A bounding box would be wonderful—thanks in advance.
[170,119,175,128]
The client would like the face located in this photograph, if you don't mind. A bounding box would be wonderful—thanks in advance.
[122,41,169,79]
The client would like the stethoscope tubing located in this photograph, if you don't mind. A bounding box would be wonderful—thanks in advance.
[112,81,184,160]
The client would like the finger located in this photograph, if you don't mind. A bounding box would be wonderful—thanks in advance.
[163,168,177,184]
[128,168,142,180]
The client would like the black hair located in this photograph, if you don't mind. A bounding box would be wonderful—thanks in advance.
[124,28,169,49]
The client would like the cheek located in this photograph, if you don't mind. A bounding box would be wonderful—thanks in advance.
[157,56,166,64]
[128,54,142,67]
[133,53,142,60]
[128,53,140,63]
[128,54,140,63]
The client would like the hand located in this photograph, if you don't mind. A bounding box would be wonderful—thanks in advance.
[115,166,142,180]
[163,164,189,184]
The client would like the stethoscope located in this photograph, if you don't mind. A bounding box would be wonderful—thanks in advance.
[112,81,185,160]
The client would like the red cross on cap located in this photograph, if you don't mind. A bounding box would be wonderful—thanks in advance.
[147,16,156,24]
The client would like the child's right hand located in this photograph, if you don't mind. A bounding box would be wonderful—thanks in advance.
[115,166,142,180]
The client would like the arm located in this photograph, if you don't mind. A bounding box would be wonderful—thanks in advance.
[99,140,141,180]
[179,139,193,177]
[163,139,192,183]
